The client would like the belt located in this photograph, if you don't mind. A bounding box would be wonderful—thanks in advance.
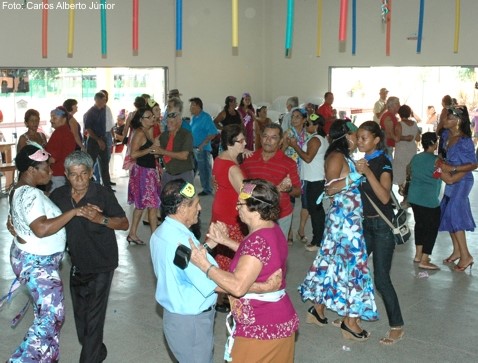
[364,215,380,218]
[202,304,215,313]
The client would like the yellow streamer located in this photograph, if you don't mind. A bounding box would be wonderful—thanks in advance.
[454,0,460,53]
[316,0,322,56]
[67,0,74,56]
[232,0,239,48]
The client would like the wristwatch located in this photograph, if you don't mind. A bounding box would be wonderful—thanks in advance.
[102,216,109,226]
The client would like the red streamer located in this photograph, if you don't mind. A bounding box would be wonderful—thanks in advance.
[133,0,139,53]
[339,0,348,42]
[42,0,48,58]
[386,0,392,56]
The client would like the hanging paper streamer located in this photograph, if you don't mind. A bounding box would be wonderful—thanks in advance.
[416,0,424,53]
[316,0,322,57]
[339,0,348,42]
[385,0,392,56]
[176,0,182,56]
[42,0,48,58]
[133,0,139,54]
[285,0,294,57]
[352,0,356,54]
[454,0,460,53]
[381,0,389,23]
[67,0,75,57]
[100,0,107,57]
[232,0,238,48]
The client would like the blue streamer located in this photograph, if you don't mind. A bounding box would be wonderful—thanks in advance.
[352,0,357,55]
[285,0,294,55]
[100,0,107,56]
[417,0,424,53]
[176,0,183,51]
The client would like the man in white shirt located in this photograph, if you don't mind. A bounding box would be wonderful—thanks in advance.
[373,88,389,124]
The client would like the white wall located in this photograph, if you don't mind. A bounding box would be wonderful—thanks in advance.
[0,0,477,107]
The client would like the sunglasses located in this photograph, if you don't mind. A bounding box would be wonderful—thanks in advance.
[167,112,179,119]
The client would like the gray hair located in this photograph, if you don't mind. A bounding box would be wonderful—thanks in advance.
[286,96,299,108]
[168,97,183,114]
[386,96,400,109]
[64,150,94,172]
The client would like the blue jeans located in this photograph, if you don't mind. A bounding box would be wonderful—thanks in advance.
[193,149,213,194]
[363,217,404,327]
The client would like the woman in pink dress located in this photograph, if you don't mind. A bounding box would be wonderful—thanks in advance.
[211,124,247,312]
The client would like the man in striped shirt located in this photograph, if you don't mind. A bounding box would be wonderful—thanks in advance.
[241,123,301,240]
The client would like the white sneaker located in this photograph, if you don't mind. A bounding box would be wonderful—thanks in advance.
[305,244,319,252]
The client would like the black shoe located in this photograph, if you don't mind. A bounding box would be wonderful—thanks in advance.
[99,343,108,362]
[340,321,370,341]
[306,306,328,326]
[109,181,116,186]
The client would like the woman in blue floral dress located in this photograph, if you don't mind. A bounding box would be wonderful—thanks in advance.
[299,120,378,342]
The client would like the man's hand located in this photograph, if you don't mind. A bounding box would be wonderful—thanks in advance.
[97,139,106,151]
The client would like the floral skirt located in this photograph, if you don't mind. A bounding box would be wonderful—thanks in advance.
[128,164,161,209]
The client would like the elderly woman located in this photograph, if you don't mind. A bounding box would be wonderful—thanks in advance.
[300,120,378,342]
[127,107,161,244]
[45,106,77,192]
[438,106,477,271]
[16,109,47,152]
[7,143,82,362]
[190,179,299,362]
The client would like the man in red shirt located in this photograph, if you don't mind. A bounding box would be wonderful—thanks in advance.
[241,123,301,240]
[317,92,337,135]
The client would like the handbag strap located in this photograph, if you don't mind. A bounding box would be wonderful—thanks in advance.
[363,192,395,230]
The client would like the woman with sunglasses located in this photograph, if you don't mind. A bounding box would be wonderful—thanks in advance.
[127,107,161,244]
[300,120,378,342]
[438,106,477,271]
[288,114,329,251]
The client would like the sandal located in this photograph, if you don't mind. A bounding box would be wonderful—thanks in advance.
[379,327,404,345]
[287,238,294,246]
[297,231,308,243]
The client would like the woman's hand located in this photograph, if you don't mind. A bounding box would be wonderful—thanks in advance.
[242,149,254,159]
[288,136,298,148]
[207,221,229,245]
[188,238,210,271]
[6,215,16,237]
[355,158,370,176]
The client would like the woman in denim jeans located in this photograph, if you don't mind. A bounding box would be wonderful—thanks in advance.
[356,121,405,345]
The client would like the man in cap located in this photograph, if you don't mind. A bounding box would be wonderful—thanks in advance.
[373,88,389,124]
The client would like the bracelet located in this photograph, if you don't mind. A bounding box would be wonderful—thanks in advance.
[205,264,215,279]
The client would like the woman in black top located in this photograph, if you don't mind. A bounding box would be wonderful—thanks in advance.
[213,96,243,130]
[356,121,405,345]
[127,107,162,244]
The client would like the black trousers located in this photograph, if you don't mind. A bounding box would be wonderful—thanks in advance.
[87,137,111,187]
[70,268,114,363]
[305,180,326,246]
[410,203,441,255]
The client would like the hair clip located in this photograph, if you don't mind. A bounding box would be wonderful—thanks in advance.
[239,183,273,206]
[180,182,196,198]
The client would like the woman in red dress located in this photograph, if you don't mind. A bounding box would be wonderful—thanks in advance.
[211,124,247,312]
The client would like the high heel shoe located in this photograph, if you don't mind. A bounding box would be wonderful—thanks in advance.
[443,256,460,264]
[340,321,370,341]
[306,306,328,326]
[127,235,145,245]
[454,260,474,272]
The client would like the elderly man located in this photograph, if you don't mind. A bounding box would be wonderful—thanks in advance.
[380,96,401,158]
[373,87,389,124]
[241,123,301,239]
[317,92,337,135]
[150,179,281,363]
[50,150,129,363]
[280,96,299,132]
[190,97,218,196]
[83,92,113,191]
[158,97,195,187]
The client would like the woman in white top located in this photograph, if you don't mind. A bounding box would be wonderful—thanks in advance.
[289,114,329,251]
[6,143,85,362]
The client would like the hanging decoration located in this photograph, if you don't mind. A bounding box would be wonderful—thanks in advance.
[381,0,389,23]
[232,0,239,49]
[42,0,48,58]
[352,0,357,54]
[100,0,107,57]
[285,0,294,57]
[67,0,75,57]
[176,0,182,56]
[385,0,392,56]
[339,0,348,42]
[416,0,424,53]
[133,0,139,54]
[316,0,322,57]
[454,0,460,53]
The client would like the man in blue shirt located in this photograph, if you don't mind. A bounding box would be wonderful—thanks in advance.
[189,97,218,196]
[84,92,113,191]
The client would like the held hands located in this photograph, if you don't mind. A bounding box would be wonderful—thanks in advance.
[278,174,292,193]
[355,159,370,175]
[98,139,106,151]
[288,136,298,148]
[188,238,210,271]
[206,221,229,246]
[76,203,104,224]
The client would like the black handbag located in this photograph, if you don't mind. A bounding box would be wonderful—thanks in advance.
[173,244,192,270]
[364,191,411,245]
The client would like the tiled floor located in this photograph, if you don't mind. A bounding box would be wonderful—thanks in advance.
[1,174,477,362]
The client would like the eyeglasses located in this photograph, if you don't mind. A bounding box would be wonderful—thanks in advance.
[234,138,246,144]
[166,112,179,119]
[236,202,247,207]
[141,114,154,120]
